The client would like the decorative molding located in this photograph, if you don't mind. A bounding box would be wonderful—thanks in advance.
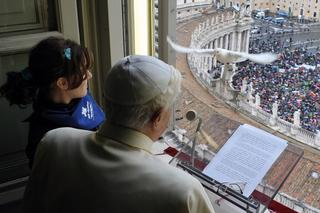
[0,0,48,34]
[0,31,62,55]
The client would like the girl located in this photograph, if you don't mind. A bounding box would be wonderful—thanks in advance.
[0,37,105,167]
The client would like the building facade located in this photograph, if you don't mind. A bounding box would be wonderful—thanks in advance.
[221,0,320,21]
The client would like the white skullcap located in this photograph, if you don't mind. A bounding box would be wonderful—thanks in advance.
[105,55,179,105]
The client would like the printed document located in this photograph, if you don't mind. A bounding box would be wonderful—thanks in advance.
[203,124,288,197]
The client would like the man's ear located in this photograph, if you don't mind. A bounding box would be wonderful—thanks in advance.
[56,77,69,90]
[150,108,163,128]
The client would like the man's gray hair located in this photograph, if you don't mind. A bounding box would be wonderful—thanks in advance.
[104,66,181,129]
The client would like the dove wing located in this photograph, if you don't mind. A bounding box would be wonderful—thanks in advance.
[215,48,246,63]
[167,36,278,65]
[245,52,278,64]
[223,49,278,64]
[167,36,216,54]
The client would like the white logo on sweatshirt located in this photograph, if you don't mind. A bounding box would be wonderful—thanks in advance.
[82,101,94,119]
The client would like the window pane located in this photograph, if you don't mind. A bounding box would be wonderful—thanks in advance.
[161,0,320,212]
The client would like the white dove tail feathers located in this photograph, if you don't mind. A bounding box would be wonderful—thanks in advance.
[245,52,279,64]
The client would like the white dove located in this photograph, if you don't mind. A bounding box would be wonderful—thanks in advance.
[167,36,278,65]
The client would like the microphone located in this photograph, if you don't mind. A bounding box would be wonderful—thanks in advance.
[186,110,197,121]
[169,110,200,165]
[186,110,202,167]
[169,110,219,166]
[186,110,219,165]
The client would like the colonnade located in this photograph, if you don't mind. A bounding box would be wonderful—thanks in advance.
[195,29,250,71]
[202,30,250,53]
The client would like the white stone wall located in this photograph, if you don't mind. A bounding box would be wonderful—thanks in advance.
[177,0,213,6]
[176,0,214,23]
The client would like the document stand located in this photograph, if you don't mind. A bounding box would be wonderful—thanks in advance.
[165,115,304,213]
[177,161,261,213]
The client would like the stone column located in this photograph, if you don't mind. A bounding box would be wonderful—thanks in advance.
[272,102,278,118]
[203,56,206,72]
[247,83,254,104]
[197,57,202,74]
[208,42,213,70]
[293,110,301,127]
[201,56,205,71]
[190,33,194,47]
[205,56,209,70]
[315,132,320,146]
[240,31,244,52]
[211,15,216,25]
[251,92,260,116]
[195,57,200,75]
[212,40,217,67]
[221,36,225,49]
[270,102,278,126]
[241,79,247,94]
[224,34,229,50]
[255,94,260,108]
[241,31,246,52]
[208,56,212,72]
[206,43,210,66]
[227,33,231,50]
[239,31,246,52]
[231,32,235,51]
[248,93,254,106]
[242,31,246,52]
[245,30,250,53]
[221,13,225,23]
[291,110,301,135]
[206,19,210,29]
[237,31,242,52]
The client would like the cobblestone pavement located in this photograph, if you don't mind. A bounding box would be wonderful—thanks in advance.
[174,17,320,209]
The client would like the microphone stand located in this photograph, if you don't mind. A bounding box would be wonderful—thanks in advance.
[191,117,202,167]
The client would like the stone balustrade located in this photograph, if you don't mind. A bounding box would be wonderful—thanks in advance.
[238,98,319,150]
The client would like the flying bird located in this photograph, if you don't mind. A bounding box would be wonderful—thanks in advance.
[167,36,278,65]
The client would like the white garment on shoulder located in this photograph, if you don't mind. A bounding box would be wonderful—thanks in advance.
[23,125,215,213]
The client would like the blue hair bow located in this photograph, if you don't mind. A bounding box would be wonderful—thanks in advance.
[64,47,72,60]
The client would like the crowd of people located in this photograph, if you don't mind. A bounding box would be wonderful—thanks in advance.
[232,38,320,133]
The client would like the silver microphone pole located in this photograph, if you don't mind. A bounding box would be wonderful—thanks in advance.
[191,117,202,167]
[168,110,202,167]
[185,110,202,168]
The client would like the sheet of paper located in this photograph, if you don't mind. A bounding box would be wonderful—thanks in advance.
[203,124,288,197]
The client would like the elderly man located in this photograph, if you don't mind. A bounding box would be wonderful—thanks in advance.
[23,55,215,213]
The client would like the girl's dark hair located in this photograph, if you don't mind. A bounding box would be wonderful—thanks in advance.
[0,37,93,108]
